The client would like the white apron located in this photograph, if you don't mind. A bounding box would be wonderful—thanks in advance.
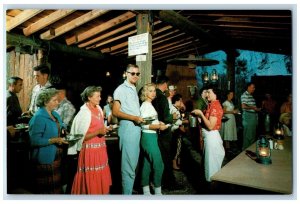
[202,128,225,182]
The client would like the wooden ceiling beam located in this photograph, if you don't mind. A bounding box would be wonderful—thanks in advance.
[153,32,186,46]
[78,22,135,48]
[79,19,162,48]
[7,32,104,60]
[65,11,136,45]
[40,10,109,40]
[110,47,128,55]
[87,29,136,49]
[153,40,196,56]
[109,28,180,55]
[154,47,196,61]
[156,10,215,43]
[23,10,75,36]
[101,41,128,53]
[153,29,180,42]
[6,9,43,32]
[153,36,194,52]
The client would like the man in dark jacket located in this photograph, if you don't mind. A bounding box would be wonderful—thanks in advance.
[7,76,23,127]
[153,76,181,191]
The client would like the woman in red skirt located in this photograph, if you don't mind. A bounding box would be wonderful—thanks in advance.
[68,86,112,194]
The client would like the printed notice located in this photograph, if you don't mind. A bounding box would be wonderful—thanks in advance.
[128,33,149,56]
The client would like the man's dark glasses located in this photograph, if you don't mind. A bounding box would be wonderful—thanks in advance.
[127,71,141,76]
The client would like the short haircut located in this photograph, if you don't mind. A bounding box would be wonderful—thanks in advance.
[172,93,183,104]
[8,76,23,85]
[155,76,169,85]
[80,86,102,103]
[199,87,207,95]
[206,84,221,100]
[140,83,156,102]
[246,82,255,88]
[33,64,50,75]
[126,64,139,71]
[36,88,58,108]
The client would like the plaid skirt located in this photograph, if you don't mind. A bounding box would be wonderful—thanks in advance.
[32,148,63,194]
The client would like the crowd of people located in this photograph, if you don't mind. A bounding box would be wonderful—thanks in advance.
[6,63,293,195]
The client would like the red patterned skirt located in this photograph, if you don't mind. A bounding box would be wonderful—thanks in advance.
[71,137,112,194]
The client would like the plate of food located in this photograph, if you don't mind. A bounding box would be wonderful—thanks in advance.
[143,116,156,122]
[142,116,156,125]
[64,134,83,142]
[14,123,29,130]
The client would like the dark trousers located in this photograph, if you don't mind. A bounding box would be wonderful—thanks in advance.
[158,128,176,188]
[65,154,78,194]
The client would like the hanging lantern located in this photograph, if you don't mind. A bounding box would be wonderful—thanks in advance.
[202,72,209,83]
[256,135,272,165]
[210,69,218,83]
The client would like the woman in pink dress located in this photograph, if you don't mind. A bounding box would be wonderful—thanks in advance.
[69,86,112,194]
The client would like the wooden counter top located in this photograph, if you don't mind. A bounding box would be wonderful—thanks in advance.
[211,136,293,194]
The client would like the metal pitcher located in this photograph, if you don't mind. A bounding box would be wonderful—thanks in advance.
[189,115,197,127]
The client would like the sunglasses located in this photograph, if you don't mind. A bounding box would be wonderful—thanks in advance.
[127,71,140,76]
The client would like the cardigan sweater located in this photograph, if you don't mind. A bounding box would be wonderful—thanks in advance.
[29,107,64,164]
[67,104,103,155]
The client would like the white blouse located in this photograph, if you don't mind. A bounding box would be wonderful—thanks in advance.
[140,101,159,133]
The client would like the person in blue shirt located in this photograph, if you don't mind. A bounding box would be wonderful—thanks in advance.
[29,88,68,193]
[112,64,144,194]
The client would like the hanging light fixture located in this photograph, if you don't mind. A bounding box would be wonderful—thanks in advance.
[202,72,209,84]
[106,71,111,77]
[210,69,219,83]
[202,69,218,84]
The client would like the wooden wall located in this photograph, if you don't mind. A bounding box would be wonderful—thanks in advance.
[165,64,198,108]
[6,50,43,112]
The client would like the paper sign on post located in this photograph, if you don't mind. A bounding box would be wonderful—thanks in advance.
[128,33,149,56]
[136,55,146,61]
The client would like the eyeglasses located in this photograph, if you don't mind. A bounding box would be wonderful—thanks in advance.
[127,71,141,76]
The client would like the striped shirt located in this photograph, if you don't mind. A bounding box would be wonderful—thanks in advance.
[241,91,256,113]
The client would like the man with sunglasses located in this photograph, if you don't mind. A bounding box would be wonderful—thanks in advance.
[112,64,144,194]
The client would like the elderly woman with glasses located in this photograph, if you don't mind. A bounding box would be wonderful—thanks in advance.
[29,88,68,194]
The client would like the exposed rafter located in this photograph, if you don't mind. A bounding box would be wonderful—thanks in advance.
[65,11,136,45]
[23,10,75,36]
[40,10,109,40]
[6,9,43,31]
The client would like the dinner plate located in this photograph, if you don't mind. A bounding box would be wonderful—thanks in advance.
[64,134,83,142]
[14,124,29,130]
[143,116,156,121]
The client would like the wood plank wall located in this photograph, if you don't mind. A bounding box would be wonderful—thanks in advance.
[166,64,198,108]
[6,50,43,112]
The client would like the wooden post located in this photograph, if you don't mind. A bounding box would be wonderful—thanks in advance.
[135,13,153,92]
[225,49,239,91]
